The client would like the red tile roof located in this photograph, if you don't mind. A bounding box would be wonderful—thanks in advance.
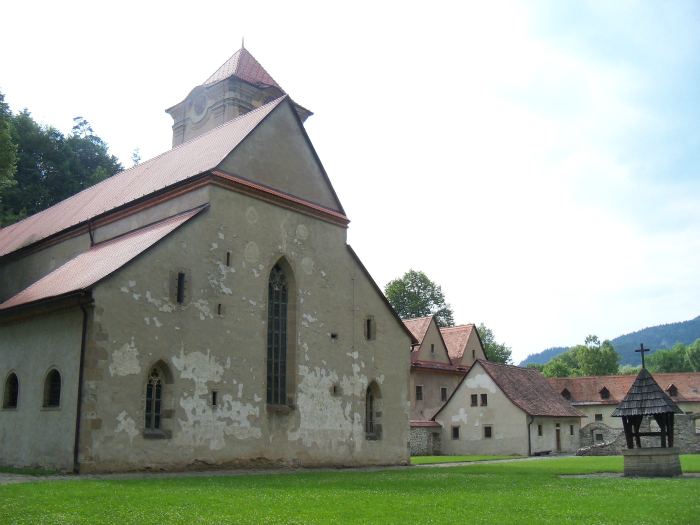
[403,316,432,342]
[0,208,204,310]
[203,47,283,91]
[478,361,584,418]
[412,361,465,373]
[0,97,285,259]
[440,324,476,366]
[410,420,441,427]
[546,373,700,405]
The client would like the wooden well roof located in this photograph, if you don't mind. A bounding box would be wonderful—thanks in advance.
[611,368,683,417]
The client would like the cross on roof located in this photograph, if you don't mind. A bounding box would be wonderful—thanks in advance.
[635,343,650,368]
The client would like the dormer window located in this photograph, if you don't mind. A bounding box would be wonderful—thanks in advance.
[667,385,678,398]
[599,387,610,400]
[561,388,571,401]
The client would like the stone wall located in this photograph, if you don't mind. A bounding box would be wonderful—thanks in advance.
[577,414,699,456]
[410,427,441,456]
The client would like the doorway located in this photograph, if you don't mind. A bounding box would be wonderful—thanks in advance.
[555,429,561,452]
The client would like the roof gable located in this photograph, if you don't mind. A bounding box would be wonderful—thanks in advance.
[403,316,432,342]
[440,324,485,367]
[203,47,283,90]
[0,97,285,259]
[411,317,452,364]
[215,98,344,214]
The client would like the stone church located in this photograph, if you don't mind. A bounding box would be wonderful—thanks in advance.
[0,46,416,473]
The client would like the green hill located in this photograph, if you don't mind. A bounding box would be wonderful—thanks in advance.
[519,315,700,367]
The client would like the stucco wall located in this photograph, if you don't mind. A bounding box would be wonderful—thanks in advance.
[410,369,463,421]
[529,417,581,454]
[74,185,411,472]
[434,363,530,456]
[458,331,486,368]
[0,308,84,471]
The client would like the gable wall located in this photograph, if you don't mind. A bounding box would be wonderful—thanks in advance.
[434,362,530,456]
[410,369,464,421]
[0,308,84,471]
[72,185,410,472]
[459,331,486,368]
[217,102,341,213]
[415,322,451,364]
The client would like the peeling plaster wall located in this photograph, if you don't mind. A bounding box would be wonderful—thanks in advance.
[77,185,411,472]
[0,308,84,471]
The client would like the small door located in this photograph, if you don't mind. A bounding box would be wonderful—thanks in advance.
[556,429,561,452]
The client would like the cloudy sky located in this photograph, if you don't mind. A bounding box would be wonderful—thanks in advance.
[2,1,699,363]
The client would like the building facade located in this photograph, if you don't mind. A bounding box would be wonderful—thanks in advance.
[0,48,415,473]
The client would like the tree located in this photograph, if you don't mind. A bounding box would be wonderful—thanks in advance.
[573,337,620,376]
[131,147,141,167]
[618,364,641,375]
[0,89,17,204]
[384,269,454,327]
[476,323,512,364]
[647,342,692,373]
[686,339,700,372]
[1,111,122,226]
[526,363,544,372]
[542,359,572,378]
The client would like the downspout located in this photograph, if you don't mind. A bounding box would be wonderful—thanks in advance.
[528,415,535,457]
[73,299,90,473]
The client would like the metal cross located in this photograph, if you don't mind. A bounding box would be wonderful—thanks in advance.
[636,343,650,368]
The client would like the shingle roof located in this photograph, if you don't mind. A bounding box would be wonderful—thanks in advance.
[611,368,684,417]
[440,324,476,366]
[203,47,283,90]
[402,316,432,342]
[0,97,285,259]
[546,373,700,405]
[478,361,584,418]
[0,207,204,310]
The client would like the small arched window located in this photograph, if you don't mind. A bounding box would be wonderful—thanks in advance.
[43,369,61,407]
[365,382,382,440]
[145,367,164,430]
[3,373,19,409]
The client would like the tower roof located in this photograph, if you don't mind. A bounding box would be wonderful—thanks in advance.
[611,368,683,417]
[203,47,283,91]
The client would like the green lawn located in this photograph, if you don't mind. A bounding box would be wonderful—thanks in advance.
[1,456,699,524]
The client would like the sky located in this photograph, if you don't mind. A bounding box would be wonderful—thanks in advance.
[2,0,699,364]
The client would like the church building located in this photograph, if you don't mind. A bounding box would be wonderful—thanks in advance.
[0,46,416,473]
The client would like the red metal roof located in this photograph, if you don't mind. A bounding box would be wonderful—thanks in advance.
[440,324,476,366]
[0,97,284,259]
[203,47,283,91]
[478,361,584,418]
[547,373,700,405]
[0,208,203,310]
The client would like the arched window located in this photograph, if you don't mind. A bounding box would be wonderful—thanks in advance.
[145,367,164,430]
[43,369,61,407]
[3,373,18,409]
[365,382,382,440]
[267,263,288,405]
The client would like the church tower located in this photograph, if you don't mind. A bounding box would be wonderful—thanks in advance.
[165,45,312,147]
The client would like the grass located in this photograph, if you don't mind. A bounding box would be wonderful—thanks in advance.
[411,455,520,464]
[1,456,699,524]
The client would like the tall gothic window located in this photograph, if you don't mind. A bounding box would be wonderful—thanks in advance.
[145,368,163,430]
[3,373,18,409]
[365,385,375,435]
[43,369,61,407]
[267,264,288,405]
